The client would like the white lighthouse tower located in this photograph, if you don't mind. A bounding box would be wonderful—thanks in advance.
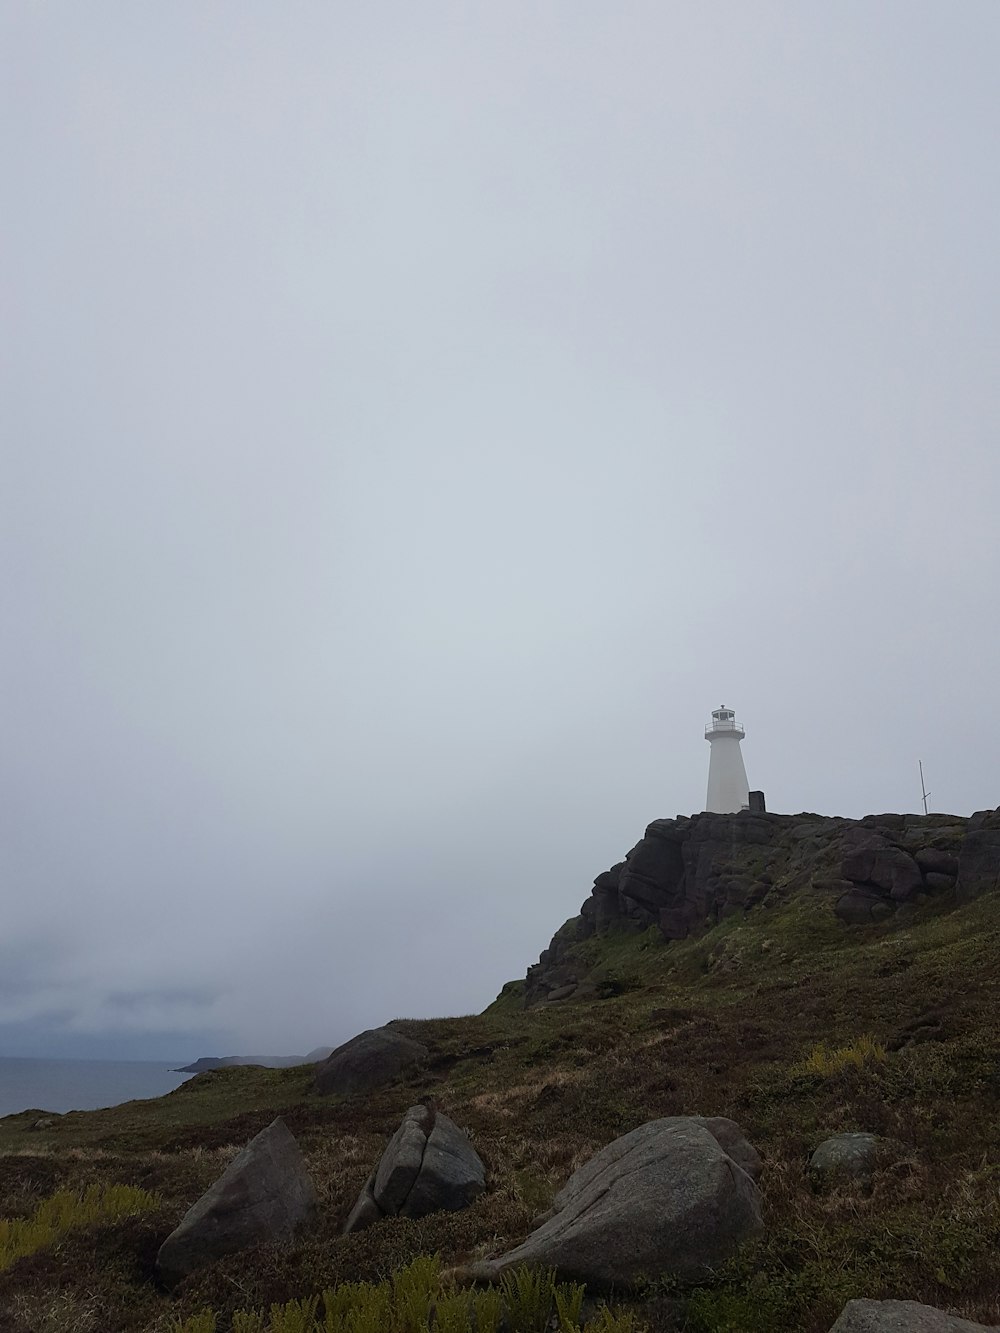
[705,705,750,813]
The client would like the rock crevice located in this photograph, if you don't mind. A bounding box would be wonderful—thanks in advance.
[344,1104,485,1233]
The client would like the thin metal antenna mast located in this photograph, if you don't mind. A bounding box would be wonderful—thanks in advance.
[919,760,930,816]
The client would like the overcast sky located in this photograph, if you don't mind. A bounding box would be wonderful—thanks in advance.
[3,3,999,1062]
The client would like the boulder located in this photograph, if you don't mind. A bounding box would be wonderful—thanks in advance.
[695,1116,763,1181]
[809,1133,879,1187]
[841,841,922,901]
[828,1298,1000,1331]
[313,1026,428,1097]
[466,1116,762,1287]
[835,890,893,926]
[343,1104,485,1233]
[156,1118,315,1286]
[914,848,959,877]
[343,1179,382,1234]
[924,872,956,894]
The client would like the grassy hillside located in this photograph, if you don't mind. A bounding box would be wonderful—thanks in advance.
[1,886,998,1332]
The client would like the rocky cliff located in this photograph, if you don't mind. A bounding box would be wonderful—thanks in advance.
[521,806,1000,1006]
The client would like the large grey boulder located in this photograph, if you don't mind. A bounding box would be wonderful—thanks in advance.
[809,1133,879,1187]
[467,1116,762,1287]
[343,1104,485,1233]
[313,1026,428,1097]
[156,1118,315,1287]
[828,1299,1000,1331]
[529,1114,761,1228]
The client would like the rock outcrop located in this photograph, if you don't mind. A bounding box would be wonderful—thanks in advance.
[313,1026,428,1097]
[957,808,1000,901]
[828,1299,1000,1331]
[467,1116,762,1287]
[522,808,996,1005]
[156,1118,315,1286]
[344,1103,485,1232]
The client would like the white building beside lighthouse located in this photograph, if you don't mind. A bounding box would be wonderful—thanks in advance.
[705,705,750,813]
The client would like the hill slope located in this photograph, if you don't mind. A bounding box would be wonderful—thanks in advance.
[1,809,999,1332]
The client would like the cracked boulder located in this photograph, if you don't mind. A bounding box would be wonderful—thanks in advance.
[343,1104,485,1233]
[466,1115,762,1287]
[156,1118,315,1287]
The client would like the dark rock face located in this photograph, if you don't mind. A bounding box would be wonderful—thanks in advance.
[841,839,923,901]
[958,810,1000,901]
[156,1118,315,1287]
[617,825,685,922]
[834,889,894,925]
[313,1026,428,1097]
[466,1116,762,1287]
[828,1299,1000,1331]
[521,807,994,1005]
[915,848,960,876]
[343,1104,485,1233]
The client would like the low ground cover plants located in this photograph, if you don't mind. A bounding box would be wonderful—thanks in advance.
[0,1182,159,1272]
[168,1258,645,1333]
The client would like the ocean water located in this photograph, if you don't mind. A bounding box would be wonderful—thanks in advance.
[0,1057,194,1118]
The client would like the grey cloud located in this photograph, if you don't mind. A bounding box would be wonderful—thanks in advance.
[2,2,999,1059]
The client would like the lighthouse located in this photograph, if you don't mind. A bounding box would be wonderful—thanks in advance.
[705,705,750,813]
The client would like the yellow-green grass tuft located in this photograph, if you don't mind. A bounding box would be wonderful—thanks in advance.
[169,1258,646,1333]
[0,1182,160,1272]
[793,1034,888,1077]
